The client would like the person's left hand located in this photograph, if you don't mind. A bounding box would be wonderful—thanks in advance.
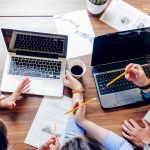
[122,118,150,147]
[38,135,59,150]
[63,70,83,90]
[0,77,30,109]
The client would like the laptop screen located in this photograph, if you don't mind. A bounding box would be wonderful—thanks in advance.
[91,27,150,66]
[1,28,68,58]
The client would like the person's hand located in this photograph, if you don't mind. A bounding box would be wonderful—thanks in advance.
[74,103,87,126]
[38,135,59,150]
[125,63,149,87]
[0,77,30,109]
[122,118,150,147]
[63,70,83,90]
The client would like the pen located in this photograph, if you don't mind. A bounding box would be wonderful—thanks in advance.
[64,98,97,115]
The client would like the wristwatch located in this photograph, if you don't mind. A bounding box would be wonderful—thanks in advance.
[138,80,150,90]
[144,144,150,150]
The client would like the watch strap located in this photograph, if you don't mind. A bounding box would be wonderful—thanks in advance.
[138,81,150,90]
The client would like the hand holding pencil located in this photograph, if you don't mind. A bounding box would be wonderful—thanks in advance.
[64,98,96,115]
[106,63,149,87]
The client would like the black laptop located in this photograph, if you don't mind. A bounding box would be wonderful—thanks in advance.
[91,27,150,109]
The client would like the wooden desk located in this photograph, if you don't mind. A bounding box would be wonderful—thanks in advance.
[0,1,150,150]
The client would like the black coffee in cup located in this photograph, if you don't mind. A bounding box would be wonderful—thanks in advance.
[71,65,83,75]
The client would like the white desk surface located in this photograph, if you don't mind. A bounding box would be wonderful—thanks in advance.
[0,0,86,16]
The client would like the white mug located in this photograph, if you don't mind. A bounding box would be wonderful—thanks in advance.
[69,60,86,79]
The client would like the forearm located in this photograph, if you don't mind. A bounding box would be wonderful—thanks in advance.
[80,120,109,143]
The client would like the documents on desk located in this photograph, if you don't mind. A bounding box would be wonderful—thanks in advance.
[24,96,72,148]
[100,0,150,31]
[54,10,95,59]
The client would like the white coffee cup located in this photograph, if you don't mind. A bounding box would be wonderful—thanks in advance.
[69,60,86,79]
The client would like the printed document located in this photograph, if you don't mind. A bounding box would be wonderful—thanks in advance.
[54,10,95,58]
[100,0,150,31]
[24,96,72,148]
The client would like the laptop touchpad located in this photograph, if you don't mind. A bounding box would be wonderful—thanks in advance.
[115,89,141,106]
[28,79,43,93]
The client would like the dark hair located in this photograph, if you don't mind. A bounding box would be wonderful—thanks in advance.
[61,137,102,150]
[0,120,8,150]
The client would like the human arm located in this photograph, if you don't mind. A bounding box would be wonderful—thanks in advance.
[74,105,134,150]
[63,70,85,140]
[63,70,84,104]
[38,135,59,150]
[0,77,30,109]
[122,118,150,148]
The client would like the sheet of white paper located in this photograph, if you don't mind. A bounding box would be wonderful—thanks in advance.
[144,109,150,124]
[24,96,72,148]
[54,10,95,59]
[100,0,150,31]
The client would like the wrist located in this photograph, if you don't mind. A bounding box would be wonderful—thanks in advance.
[138,79,150,91]
[79,119,89,128]
[72,87,84,94]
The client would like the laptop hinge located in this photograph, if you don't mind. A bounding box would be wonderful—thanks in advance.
[16,51,59,59]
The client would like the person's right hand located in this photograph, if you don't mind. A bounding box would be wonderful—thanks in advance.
[38,135,59,150]
[0,77,30,109]
[74,103,87,126]
[125,63,149,87]
[63,70,83,90]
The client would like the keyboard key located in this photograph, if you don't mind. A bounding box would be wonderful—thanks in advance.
[9,57,61,79]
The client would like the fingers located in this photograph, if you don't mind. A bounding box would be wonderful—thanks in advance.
[122,131,133,141]
[66,70,74,79]
[16,77,30,93]
[125,63,134,72]
[22,84,30,93]
[0,95,6,100]
[142,118,149,128]
[63,74,69,87]
[129,119,140,129]
[122,124,133,135]
[123,120,134,131]
[76,104,86,114]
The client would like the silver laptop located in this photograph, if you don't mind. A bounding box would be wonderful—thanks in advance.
[1,28,68,97]
[92,27,150,109]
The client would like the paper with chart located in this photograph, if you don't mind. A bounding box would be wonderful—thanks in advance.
[100,0,150,31]
[54,10,95,58]
[24,96,72,148]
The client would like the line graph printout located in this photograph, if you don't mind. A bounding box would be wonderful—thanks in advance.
[100,0,150,31]
[24,96,72,148]
[54,10,95,58]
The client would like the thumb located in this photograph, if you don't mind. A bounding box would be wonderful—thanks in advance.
[66,70,74,80]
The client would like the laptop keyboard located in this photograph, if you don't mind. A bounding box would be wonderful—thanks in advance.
[95,65,150,95]
[9,57,61,79]
[14,34,64,54]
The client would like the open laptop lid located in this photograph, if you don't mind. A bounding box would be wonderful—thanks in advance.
[91,27,150,67]
[1,28,68,58]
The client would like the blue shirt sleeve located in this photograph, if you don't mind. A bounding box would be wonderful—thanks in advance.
[64,117,85,141]
[141,91,150,99]
[102,131,134,150]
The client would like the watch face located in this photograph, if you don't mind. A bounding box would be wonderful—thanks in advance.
[144,144,150,150]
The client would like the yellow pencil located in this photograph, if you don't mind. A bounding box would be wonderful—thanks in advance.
[52,122,57,135]
[64,98,97,115]
[106,67,131,87]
